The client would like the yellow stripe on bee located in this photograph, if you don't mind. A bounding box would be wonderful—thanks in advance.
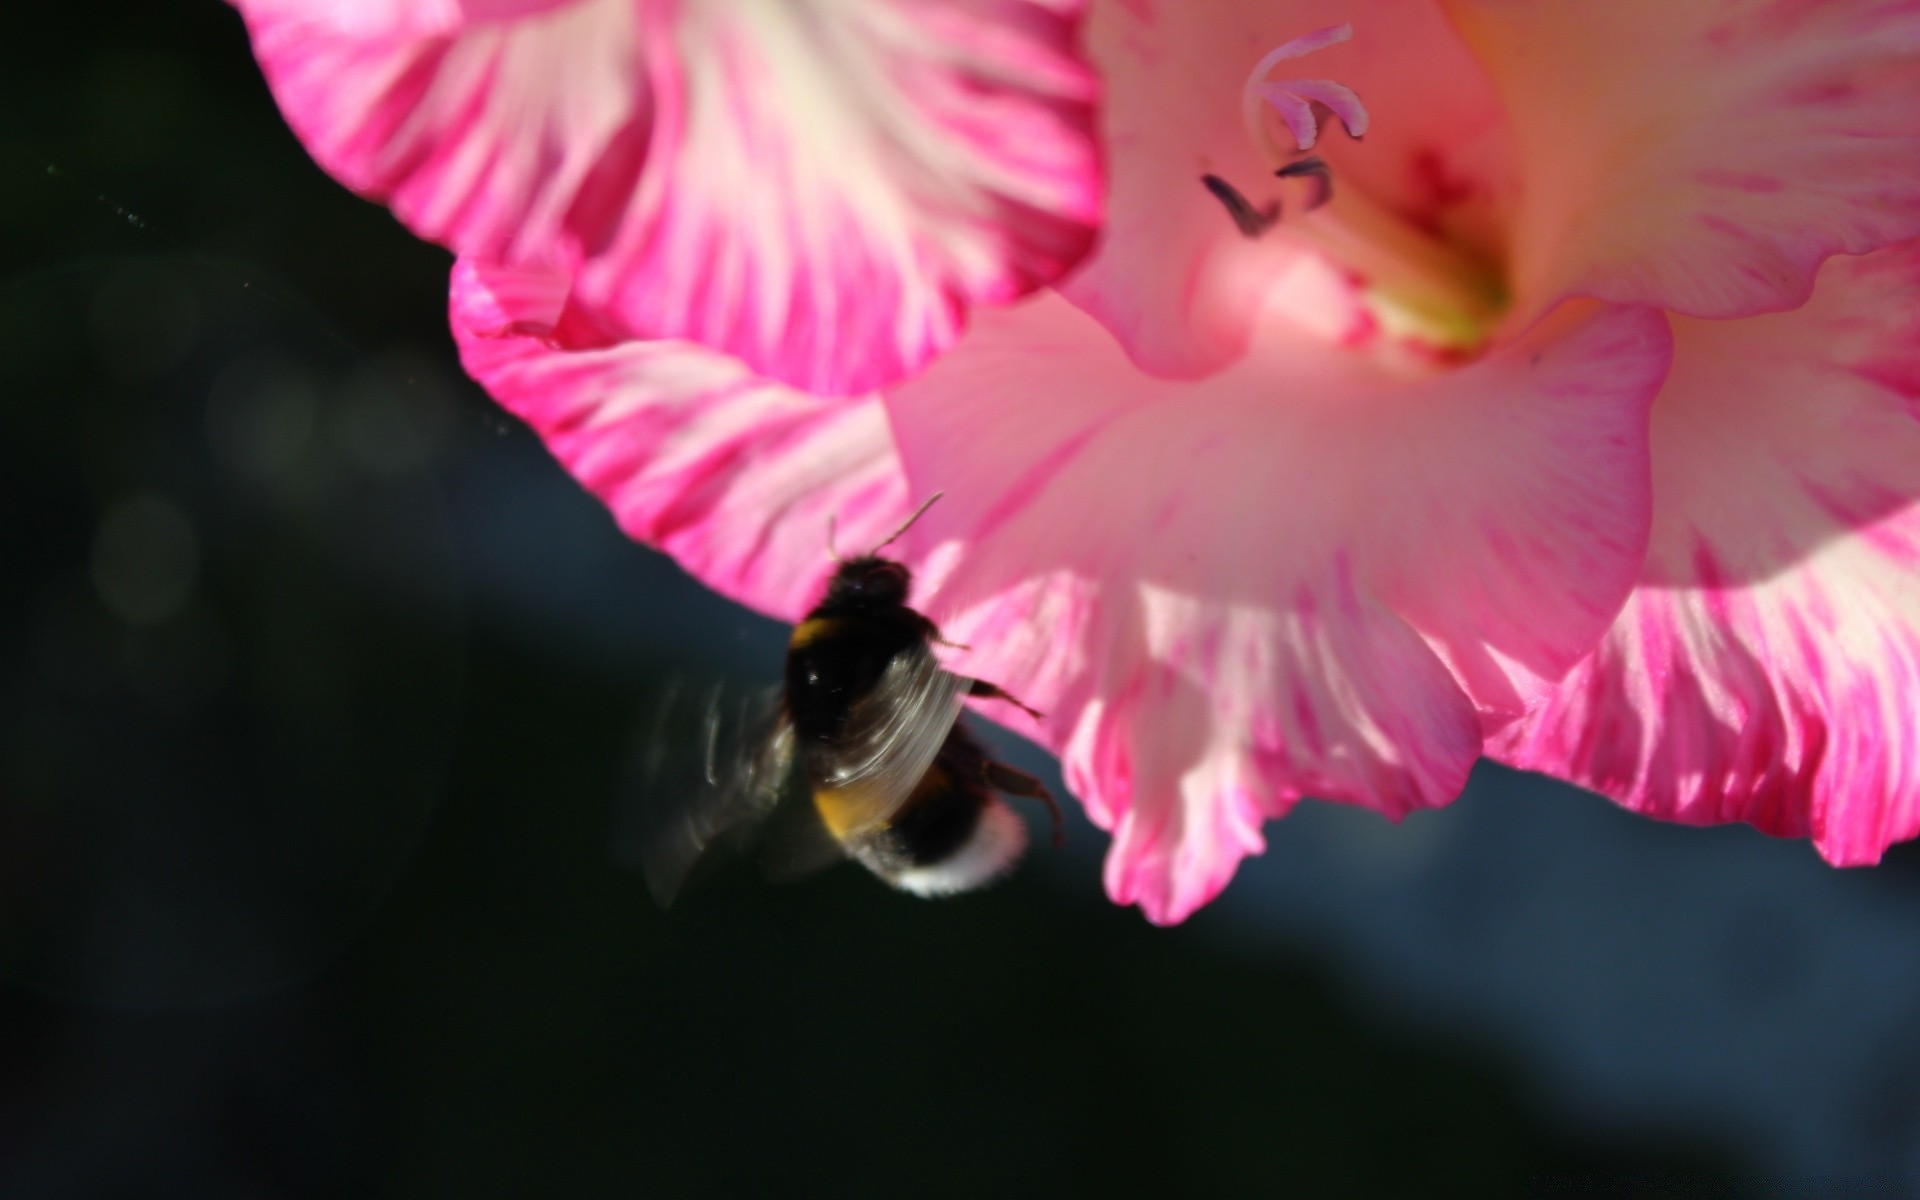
[813,784,885,839]
[813,766,946,839]
[789,617,842,650]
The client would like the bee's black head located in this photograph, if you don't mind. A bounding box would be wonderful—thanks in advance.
[825,556,912,609]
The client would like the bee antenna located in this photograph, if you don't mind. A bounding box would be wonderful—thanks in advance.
[868,492,944,556]
[826,513,846,564]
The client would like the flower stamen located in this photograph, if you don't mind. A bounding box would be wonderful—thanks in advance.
[1242,25,1505,352]
[1200,173,1280,239]
[1241,25,1370,162]
[1274,157,1332,211]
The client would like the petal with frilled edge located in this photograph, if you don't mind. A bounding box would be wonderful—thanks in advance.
[449,259,911,621]
[887,293,1669,923]
[1495,245,1920,863]
[239,0,1102,396]
[1062,0,1511,379]
[1450,0,1920,321]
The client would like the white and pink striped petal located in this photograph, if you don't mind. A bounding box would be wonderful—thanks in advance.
[886,294,1671,923]
[237,0,1102,396]
[450,259,910,620]
[1496,245,1920,863]
[1450,0,1920,322]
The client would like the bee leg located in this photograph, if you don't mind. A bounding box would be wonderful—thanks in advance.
[935,635,973,652]
[967,678,1043,721]
[983,761,1065,849]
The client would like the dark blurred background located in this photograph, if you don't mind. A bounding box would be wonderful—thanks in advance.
[3,3,1916,1196]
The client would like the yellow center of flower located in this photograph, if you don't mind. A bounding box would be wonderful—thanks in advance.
[1273,176,1506,351]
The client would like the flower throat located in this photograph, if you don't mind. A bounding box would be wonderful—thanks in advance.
[1209,25,1507,354]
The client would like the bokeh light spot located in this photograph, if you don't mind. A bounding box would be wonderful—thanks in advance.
[88,490,199,626]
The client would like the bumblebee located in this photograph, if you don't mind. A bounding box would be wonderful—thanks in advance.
[635,496,1060,905]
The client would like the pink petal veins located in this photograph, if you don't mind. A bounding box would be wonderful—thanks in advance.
[885,293,1669,922]
[237,0,1103,396]
[1449,0,1920,321]
[450,259,910,622]
[1495,244,1920,863]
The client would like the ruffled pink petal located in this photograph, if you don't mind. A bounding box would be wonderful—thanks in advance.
[449,259,910,621]
[1063,0,1510,379]
[886,293,1670,923]
[238,0,1102,396]
[1450,0,1920,321]
[1495,244,1920,862]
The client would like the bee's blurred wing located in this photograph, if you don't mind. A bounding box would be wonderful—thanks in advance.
[616,679,798,908]
[817,645,968,839]
[754,789,850,885]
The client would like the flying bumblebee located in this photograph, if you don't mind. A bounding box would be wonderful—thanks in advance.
[632,495,1061,905]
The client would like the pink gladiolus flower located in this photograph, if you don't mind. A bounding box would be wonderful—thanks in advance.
[231,0,1104,396]
[252,0,1920,923]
